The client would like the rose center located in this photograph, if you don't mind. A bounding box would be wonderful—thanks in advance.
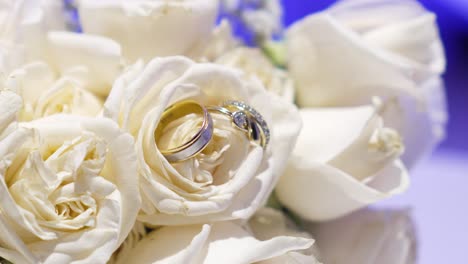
[157,112,250,187]
[4,134,107,232]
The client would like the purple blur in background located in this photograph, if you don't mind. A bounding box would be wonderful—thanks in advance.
[280,1,467,263]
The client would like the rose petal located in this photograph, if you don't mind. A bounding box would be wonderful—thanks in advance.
[276,158,409,221]
[0,91,22,134]
[287,13,418,107]
[307,208,416,264]
[293,105,403,180]
[47,31,123,96]
[115,222,314,264]
[329,0,445,72]
[78,0,219,62]
[216,47,295,102]
[188,19,239,62]
[286,0,445,107]
[382,77,447,168]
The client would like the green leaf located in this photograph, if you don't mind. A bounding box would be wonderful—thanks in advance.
[262,41,287,68]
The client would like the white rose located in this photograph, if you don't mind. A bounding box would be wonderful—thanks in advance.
[307,209,416,264]
[216,47,295,102]
[110,221,315,264]
[0,115,140,264]
[38,0,67,30]
[78,0,219,63]
[5,61,103,121]
[276,99,409,221]
[0,90,22,137]
[1,0,124,103]
[0,0,68,71]
[104,56,302,225]
[249,208,321,263]
[27,31,124,97]
[3,27,125,119]
[286,0,447,167]
[188,20,240,62]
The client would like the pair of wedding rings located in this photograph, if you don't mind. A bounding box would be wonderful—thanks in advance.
[155,100,270,163]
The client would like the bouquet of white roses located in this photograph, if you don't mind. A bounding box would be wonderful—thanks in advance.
[0,0,446,263]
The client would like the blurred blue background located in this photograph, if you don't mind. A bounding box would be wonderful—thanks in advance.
[282,0,468,152]
[280,2,467,263]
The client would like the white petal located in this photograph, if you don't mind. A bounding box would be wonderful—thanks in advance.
[188,20,239,62]
[276,158,408,221]
[287,13,417,107]
[78,0,219,62]
[47,31,123,96]
[330,0,445,72]
[382,77,447,168]
[307,208,416,264]
[258,253,321,264]
[0,1,61,73]
[117,222,314,264]
[5,62,56,107]
[203,222,313,264]
[38,0,67,30]
[293,107,377,163]
[115,224,211,264]
[216,47,295,102]
[0,215,37,264]
[0,90,21,134]
[286,0,445,107]
[33,77,103,119]
[293,106,403,180]
[249,208,312,241]
[249,208,321,264]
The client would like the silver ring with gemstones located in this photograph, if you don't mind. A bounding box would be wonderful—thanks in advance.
[207,100,270,149]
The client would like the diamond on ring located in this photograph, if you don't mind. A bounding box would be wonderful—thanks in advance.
[222,100,270,148]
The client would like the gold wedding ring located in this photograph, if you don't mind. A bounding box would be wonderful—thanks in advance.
[155,100,213,163]
[155,100,269,163]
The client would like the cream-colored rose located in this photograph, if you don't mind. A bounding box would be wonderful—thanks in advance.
[0,90,22,138]
[104,56,301,225]
[3,29,125,119]
[0,115,140,264]
[249,208,321,263]
[188,20,240,62]
[1,0,124,103]
[109,221,316,264]
[276,99,409,221]
[216,47,295,102]
[78,0,219,63]
[38,0,67,30]
[5,61,103,121]
[42,31,124,97]
[286,0,447,167]
[307,209,416,264]
[0,0,67,70]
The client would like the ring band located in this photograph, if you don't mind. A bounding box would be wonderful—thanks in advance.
[155,100,213,163]
[208,101,270,149]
